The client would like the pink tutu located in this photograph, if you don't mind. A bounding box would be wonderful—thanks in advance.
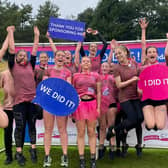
[73,99,98,121]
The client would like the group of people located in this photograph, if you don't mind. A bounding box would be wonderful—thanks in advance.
[0,17,168,168]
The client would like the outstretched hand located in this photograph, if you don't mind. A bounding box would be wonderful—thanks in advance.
[86,27,99,35]
[6,26,15,32]
[110,39,118,50]
[139,18,149,29]
[92,29,98,35]
[86,27,93,34]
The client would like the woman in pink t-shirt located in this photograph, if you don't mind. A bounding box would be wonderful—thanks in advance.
[46,32,79,74]
[43,50,71,168]
[79,28,108,73]
[0,69,15,164]
[98,62,117,160]
[106,45,144,156]
[7,26,39,166]
[0,30,15,164]
[139,18,168,131]
[34,52,49,87]
[73,56,101,168]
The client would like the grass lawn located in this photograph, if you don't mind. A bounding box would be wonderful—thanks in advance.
[0,146,168,168]
[0,63,168,167]
[0,88,5,150]
[0,128,4,149]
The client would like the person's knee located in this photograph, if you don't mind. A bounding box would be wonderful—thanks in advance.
[156,122,165,130]
[99,123,106,131]
[78,129,85,138]
[87,127,95,137]
[45,126,53,134]
[146,121,155,129]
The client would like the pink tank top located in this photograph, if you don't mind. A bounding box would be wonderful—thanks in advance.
[73,72,100,98]
[11,63,36,105]
[0,70,15,110]
[44,67,71,80]
[100,74,116,105]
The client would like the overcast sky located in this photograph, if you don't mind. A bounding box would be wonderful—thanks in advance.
[8,0,100,18]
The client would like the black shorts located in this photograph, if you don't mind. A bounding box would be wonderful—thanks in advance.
[141,99,167,108]
[109,103,117,108]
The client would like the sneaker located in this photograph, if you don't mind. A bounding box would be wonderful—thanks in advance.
[29,148,37,163]
[135,144,142,157]
[109,150,115,160]
[106,125,115,141]
[98,146,106,159]
[43,155,52,167]
[60,155,68,167]
[115,149,121,157]
[15,152,26,166]
[90,159,96,168]
[4,155,13,165]
[121,144,129,158]
[80,159,85,168]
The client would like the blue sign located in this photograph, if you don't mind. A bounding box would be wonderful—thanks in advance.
[48,17,85,42]
[32,78,79,116]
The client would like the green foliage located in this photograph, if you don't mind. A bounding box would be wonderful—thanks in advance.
[0,0,60,45]
[0,0,168,45]
[35,0,60,42]
[0,128,4,149]
[77,0,168,41]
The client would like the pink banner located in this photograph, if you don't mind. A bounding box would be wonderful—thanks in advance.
[15,41,167,65]
[138,64,168,101]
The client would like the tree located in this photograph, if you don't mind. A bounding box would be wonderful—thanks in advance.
[35,0,60,42]
[77,0,168,41]
[77,8,95,41]
[0,1,33,44]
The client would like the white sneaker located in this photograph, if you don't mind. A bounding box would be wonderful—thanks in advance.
[60,155,68,167]
[43,155,52,167]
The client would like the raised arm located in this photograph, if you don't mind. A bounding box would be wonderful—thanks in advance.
[31,26,40,56]
[31,26,40,69]
[79,32,86,57]
[139,18,149,64]
[46,32,57,53]
[165,33,168,66]
[7,26,15,69]
[74,42,82,67]
[92,30,108,59]
[0,34,9,61]
[108,39,119,64]
[7,26,15,54]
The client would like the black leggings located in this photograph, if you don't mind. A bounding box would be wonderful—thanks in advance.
[115,110,127,148]
[13,102,36,148]
[115,99,144,133]
[4,110,13,156]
